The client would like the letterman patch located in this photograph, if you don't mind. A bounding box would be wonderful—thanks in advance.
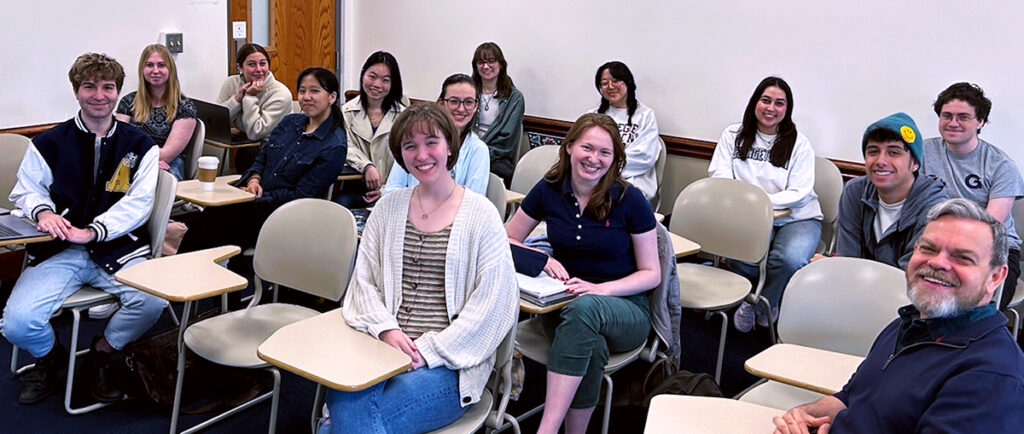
[105,152,138,192]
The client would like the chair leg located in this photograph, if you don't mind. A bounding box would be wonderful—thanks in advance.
[757,296,777,344]
[1010,308,1021,340]
[714,310,728,385]
[170,301,193,434]
[268,367,281,434]
[311,384,325,434]
[65,306,113,415]
[166,304,180,327]
[601,373,613,434]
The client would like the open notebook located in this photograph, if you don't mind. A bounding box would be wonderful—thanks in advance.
[517,273,576,307]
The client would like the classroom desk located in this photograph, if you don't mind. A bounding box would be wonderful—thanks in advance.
[337,173,364,182]
[644,395,783,434]
[773,208,792,219]
[114,245,247,434]
[744,343,862,395]
[0,215,53,247]
[204,138,261,175]
[519,298,572,315]
[176,175,255,207]
[669,231,701,258]
[257,308,411,391]
[505,190,525,204]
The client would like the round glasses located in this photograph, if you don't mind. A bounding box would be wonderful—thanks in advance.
[443,97,478,110]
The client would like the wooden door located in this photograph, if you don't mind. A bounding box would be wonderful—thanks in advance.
[229,0,337,96]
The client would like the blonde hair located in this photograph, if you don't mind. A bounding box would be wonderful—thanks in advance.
[132,44,183,123]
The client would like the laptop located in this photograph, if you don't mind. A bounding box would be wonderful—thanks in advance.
[0,213,47,242]
[193,99,258,145]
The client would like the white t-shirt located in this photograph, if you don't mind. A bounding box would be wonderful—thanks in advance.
[873,198,905,240]
[475,90,500,136]
[588,103,661,200]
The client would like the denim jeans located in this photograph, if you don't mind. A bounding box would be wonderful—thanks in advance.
[321,366,466,434]
[1,245,168,357]
[167,154,185,181]
[728,219,821,313]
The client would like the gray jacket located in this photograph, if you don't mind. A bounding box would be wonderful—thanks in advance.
[649,223,682,368]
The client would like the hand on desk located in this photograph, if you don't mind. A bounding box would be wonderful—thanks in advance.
[543,256,569,281]
[244,178,264,197]
[565,277,605,296]
[772,407,831,434]
[380,329,424,370]
[37,210,96,243]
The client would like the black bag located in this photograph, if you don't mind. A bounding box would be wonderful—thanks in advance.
[642,368,723,407]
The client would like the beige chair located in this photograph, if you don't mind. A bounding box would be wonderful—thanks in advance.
[651,136,667,211]
[516,128,531,167]
[172,198,357,434]
[813,157,844,255]
[1004,199,1024,339]
[0,133,31,210]
[9,170,178,414]
[670,177,774,384]
[486,173,508,220]
[181,119,206,180]
[292,100,302,114]
[510,145,559,195]
[738,257,908,410]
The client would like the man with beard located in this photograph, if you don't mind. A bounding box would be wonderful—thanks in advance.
[772,198,1024,433]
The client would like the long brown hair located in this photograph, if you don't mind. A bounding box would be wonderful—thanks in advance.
[133,44,183,123]
[471,42,515,99]
[544,113,627,220]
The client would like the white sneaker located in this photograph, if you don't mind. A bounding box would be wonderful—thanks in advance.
[88,302,119,319]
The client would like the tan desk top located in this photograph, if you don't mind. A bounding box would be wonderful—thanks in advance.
[669,232,701,258]
[644,395,783,434]
[506,190,525,204]
[204,138,261,149]
[176,175,255,207]
[774,208,792,219]
[257,308,412,391]
[337,173,364,181]
[114,245,248,302]
[0,234,52,248]
[744,343,862,395]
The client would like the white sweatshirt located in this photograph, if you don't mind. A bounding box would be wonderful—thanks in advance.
[589,103,661,200]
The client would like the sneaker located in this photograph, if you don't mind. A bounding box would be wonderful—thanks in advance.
[85,338,124,403]
[756,307,779,329]
[18,342,68,405]
[88,302,119,319]
[733,302,755,333]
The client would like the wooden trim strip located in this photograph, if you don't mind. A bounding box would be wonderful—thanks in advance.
[0,123,57,138]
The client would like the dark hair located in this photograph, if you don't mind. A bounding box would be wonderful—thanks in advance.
[69,52,125,92]
[595,61,638,126]
[735,76,798,168]
[436,73,479,144]
[235,43,271,72]
[296,67,344,134]
[389,102,461,173]
[472,42,515,99]
[864,128,917,166]
[933,82,991,133]
[359,51,404,114]
[544,113,627,220]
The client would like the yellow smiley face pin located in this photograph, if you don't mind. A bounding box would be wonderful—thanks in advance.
[900,125,916,143]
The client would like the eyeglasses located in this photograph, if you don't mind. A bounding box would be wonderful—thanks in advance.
[940,112,976,123]
[475,58,498,67]
[443,97,478,110]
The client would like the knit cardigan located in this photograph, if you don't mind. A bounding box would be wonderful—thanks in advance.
[342,187,518,406]
[216,72,293,141]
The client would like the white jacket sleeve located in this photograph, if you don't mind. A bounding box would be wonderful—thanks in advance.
[621,111,661,179]
[217,76,243,118]
[9,142,56,220]
[239,84,292,140]
[766,138,816,209]
[708,126,737,179]
[88,145,159,242]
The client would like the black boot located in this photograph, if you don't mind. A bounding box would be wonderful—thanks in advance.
[85,337,124,403]
[18,341,68,405]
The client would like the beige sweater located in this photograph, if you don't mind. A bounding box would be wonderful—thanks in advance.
[341,96,409,180]
[217,72,293,141]
[342,187,518,406]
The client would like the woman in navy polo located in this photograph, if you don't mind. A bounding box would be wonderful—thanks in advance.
[505,113,660,434]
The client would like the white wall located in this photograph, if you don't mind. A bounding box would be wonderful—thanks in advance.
[344,0,1024,166]
[0,0,227,129]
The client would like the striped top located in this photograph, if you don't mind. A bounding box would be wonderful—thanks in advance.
[397,221,452,338]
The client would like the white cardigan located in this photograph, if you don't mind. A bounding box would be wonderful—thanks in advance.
[342,187,518,406]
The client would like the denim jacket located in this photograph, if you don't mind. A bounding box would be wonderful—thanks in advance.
[240,113,347,208]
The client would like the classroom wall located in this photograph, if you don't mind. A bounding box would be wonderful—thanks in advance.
[0,0,227,129]
[344,0,1024,167]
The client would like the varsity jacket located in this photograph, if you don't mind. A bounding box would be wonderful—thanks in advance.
[10,114,159,273]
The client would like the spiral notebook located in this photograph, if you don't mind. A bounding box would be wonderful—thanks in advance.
[517,273,575,307]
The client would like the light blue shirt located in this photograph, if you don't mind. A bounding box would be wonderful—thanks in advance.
[381,131,491,196]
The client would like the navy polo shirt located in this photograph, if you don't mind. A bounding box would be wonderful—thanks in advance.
[521,178,656,284]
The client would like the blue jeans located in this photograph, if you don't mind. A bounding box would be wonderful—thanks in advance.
[1,246,168,357]
[167,154,185,181]
[728,219,821,312]
[321,366,466,434]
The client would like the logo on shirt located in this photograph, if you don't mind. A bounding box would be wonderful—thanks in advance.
[105,152,138,193]
[965,174,983,189]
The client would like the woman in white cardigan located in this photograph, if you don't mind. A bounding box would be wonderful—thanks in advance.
[321,102,517,434]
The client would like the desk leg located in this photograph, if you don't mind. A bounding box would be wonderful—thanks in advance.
[169,300,193,434]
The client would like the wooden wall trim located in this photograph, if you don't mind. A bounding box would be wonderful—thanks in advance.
[0,124,57,138]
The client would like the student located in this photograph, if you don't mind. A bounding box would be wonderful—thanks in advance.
[589,61,661,202]
[382,73,489,196]
[921,82,1024,309]
[472,42,524,186]
[338,51,409,208]
[322,102,517,434]
[178,67,346,252]
[708,76,822,333]
[3,53,165,405]
[115,44,197,181]
[833,113,947,269]
[505,113,660,434]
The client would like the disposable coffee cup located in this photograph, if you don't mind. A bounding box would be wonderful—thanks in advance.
[197,156,219,191]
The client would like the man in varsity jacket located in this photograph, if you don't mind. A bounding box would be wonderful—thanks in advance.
[2,53,166,405]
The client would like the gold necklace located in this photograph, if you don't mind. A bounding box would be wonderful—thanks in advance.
[415,183,456,220]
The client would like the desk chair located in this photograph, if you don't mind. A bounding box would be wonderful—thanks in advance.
[651,137,667,211]
[486,173,508,220]
[813,157,843,255]
[737,257,907,410]
[0,133,31,210]
[1004,200,1024,339]
[670,178,773,384]
[181,119,206,180]
[510,145,559,196]
[9,170,178,414]
[173,198,357,433]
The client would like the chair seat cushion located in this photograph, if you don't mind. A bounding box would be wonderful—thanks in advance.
[677,263,752,310]
[738,380,825,410]
[184,303,318,368]
[426,389,491,433]
[515,317,646,371]
[64,286,117,309]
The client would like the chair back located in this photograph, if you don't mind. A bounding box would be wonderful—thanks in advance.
[147,170,178,259]
[517,128,531,166]
[510,145,559,194]
[652,137,667,210]
[182,119,206,180]
[669,177,773,263]
[0,133,31,210]
[777,257,908,356]
[253,198,358,302]
[814,157,844,255]
[485,173,507,220]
